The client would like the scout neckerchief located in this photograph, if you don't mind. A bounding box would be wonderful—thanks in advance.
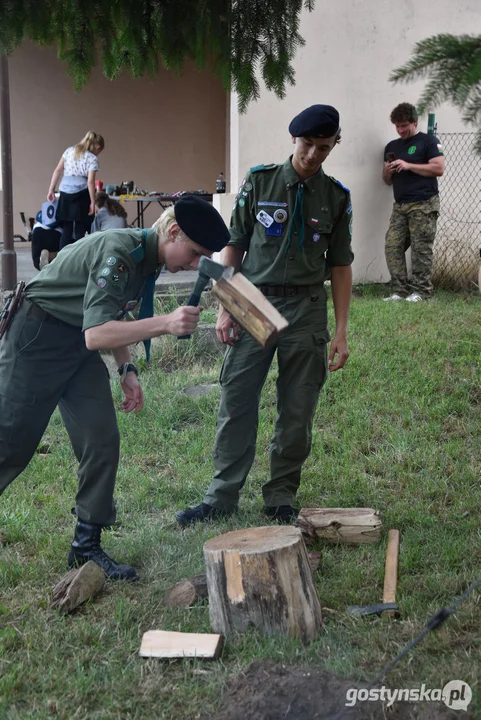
[138,273,156,362]
[286,181,305,253]
[130,229,156,362]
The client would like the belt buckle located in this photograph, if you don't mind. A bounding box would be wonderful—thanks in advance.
[286,286,296,297]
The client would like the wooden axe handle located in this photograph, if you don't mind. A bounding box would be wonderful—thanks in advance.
[383,529,400,604]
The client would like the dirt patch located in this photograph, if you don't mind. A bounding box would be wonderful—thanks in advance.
[209,660,474,720]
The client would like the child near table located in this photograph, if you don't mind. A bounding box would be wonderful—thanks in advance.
[91,191,128,232]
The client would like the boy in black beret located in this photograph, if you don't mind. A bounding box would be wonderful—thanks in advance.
[0,196,229,580]
[178,105,354,527]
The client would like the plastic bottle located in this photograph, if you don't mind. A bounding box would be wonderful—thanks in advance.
[216,172,226,194]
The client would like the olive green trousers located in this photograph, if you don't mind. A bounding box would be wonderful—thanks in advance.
[0,300,119,525]
[203,294,329,510]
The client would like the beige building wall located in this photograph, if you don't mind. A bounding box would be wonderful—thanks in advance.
[228,0,480,282]
[1,41,226,238]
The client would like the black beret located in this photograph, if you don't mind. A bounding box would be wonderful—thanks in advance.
[288,104,340,138]
[174,195,230,252]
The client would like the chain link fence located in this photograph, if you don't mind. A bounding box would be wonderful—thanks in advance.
[434,132,480,291]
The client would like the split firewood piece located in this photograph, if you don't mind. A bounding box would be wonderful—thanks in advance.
[296,508,382,544]
[204,526,322,643]
[139,630,223,659]
[51,561,105,614]
[211,272,289,348]
[164,574,208,607]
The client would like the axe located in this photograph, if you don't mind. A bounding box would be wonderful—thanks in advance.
[179,256,233,340]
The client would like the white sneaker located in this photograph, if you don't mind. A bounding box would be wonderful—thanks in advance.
[383,294,403,301]
[39,249,50,270]
[406,293,423,302]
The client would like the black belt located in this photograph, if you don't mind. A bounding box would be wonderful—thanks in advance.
[25,299,79,329]
[257,285,313,298]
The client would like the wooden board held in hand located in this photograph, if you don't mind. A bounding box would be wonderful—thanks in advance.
[212,273,289,348]
[139,630,223,659]
[297,508,382,544]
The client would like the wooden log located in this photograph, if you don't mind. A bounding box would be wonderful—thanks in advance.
[51,561,105,614]
[204,526,322,643]
[296,508,382,545]
[139,630,223,659]
[164,574,208,607]
[211,272,289,348]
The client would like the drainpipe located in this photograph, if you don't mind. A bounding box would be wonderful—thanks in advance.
[1,53,16,291]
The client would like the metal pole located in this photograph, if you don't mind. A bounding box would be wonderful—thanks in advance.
[1,53,16,291]
[427,112,436,135]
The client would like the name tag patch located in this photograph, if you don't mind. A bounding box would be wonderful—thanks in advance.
[256,210,274,228]
[258,201,288,208]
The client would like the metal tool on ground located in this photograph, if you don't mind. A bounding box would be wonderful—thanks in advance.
[347,529,400,618]
[179,256,233,340]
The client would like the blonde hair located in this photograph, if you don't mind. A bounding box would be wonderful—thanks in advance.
[74,131,105,159]
[152,205,188,243]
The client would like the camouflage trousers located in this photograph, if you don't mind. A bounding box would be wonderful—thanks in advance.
[385,195,440,297]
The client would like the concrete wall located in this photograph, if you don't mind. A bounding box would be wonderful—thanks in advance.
[229,0,481,282]
[1,41,226,238]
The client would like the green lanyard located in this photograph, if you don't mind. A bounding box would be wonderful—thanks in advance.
[286,182,305,253]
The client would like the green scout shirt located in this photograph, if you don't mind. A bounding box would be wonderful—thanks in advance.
[26,228,160,330]
[230,157,354,287]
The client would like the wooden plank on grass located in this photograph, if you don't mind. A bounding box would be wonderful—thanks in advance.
[139,630,223,659]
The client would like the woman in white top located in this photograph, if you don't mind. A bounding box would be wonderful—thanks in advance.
[47,131,104,250]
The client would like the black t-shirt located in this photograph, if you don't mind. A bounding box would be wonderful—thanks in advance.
[384,132,444,204]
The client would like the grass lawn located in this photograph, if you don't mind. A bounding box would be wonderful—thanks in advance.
[1,287,480,719]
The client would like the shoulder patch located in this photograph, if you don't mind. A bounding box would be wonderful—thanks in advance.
[328,176,350,194]
[250,163,278,174]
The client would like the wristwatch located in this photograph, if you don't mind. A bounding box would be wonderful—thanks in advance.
[117,362,138,377]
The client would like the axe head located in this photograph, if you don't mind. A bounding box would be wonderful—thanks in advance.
[197,256,233,282]
[347,602,399,618]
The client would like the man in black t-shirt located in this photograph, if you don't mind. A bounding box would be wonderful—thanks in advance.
[382,103,445,301]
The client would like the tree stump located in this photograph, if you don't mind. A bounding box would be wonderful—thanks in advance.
[203,526,322,643]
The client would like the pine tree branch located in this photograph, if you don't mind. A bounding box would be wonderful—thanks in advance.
[390,33,481,153]
[0,0,315,112]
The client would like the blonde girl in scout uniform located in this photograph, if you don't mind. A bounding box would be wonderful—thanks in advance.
[0,197,229,580]
[178,104,354,527]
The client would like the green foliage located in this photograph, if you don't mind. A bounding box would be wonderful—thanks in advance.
[0,0,314,111]
[390,34,481,153]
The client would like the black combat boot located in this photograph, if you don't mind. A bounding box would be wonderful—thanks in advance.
[176,502,236,528]
[264,505,299,524]
[68,520,138,581]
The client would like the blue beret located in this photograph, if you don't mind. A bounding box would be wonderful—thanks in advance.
[289,104,340,138]
[174,195,230,253]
